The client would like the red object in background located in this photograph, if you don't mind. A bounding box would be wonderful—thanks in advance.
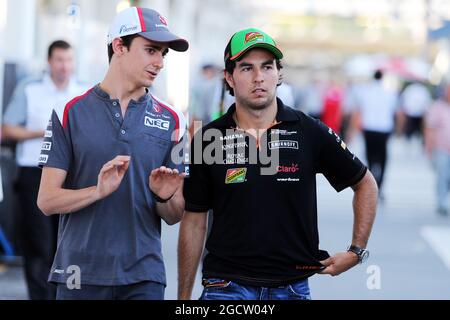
[378,57,418,80]
[321,86,343,133]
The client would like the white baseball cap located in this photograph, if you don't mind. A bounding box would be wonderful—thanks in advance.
[107,7,189,52]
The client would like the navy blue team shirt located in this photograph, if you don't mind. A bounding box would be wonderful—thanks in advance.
[39,84,186,286]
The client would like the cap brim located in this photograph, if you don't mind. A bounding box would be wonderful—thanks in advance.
[139,31,189,52]
[230,43,283,61]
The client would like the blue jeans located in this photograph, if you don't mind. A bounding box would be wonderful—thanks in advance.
[433,150,450,211]
[199,278,311,300]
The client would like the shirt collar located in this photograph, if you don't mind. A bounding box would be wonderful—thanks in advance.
[93,84,150,104]
[43,73,78,93]
[42,73,58,92]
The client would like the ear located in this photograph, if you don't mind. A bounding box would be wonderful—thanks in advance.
[277,71,283,86]
[112,38,127,57]
[224,70,235,90]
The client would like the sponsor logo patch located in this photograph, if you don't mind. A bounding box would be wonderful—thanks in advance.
[245,32,264,44]
[269,140,299,150]
[44,130,52,138]
[220,133,244,141]
[41,142,52,151]
[328,127,343,143]
[159,15,168,25]
[39,155,48,164]
[276,163,300,182]
[119,25,138,34]
[224,153,248,164]
[52,269,65,274]
[328,127,350,151]
[225,168,247,184]
[276,178,300,182]
[144,116,170,130]
[270,129,297,136]
[222,141,248,150]
[152,103,161,113]
[146,110,170,119]
[277,163,299,173]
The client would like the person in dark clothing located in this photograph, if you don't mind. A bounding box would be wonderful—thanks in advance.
[178,28,378,300]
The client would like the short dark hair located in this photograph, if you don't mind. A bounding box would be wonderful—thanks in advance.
[374,69,383,80]
[223,56,283,97]
[48,40,71,59]
[107,34,139,63]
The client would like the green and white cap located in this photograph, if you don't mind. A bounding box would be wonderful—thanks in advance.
[224,28,283,62]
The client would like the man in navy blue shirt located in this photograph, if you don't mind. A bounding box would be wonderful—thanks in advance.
[37,7,189,300]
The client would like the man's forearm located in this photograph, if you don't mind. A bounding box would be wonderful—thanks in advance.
[351,171,378,248]
[156,189,185,225]
[178,211,207,300]
[2,125,44,142]
[37,186,99,216]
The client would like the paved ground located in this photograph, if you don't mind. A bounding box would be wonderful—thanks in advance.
[1,135,449,299]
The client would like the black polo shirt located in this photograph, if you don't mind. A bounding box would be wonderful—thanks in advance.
[184,98,367,287]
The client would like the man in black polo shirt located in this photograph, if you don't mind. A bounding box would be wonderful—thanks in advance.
[178,28,378,300]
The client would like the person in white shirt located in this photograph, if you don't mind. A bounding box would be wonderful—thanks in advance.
[276,82,296,108]
[399,81,432,140]
[302,76,325,119]
[1,40,89,299]
[352,70,398,197]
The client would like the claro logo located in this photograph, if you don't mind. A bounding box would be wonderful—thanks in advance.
[277,163,299,173]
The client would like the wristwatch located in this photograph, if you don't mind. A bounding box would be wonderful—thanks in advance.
[151,190,174,203]
[347,245,369,264]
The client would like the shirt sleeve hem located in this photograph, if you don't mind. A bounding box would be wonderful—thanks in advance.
[334,165,367,192]
[39,161,69,171]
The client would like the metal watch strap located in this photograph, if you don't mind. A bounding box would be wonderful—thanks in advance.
[347,244,365,263]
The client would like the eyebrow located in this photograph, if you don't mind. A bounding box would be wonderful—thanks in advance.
[261,59,275,65]
[144,45,169,55]
[238,59,275,68]
[144,45,165,51]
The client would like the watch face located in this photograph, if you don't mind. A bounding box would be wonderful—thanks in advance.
[360,250,369,263]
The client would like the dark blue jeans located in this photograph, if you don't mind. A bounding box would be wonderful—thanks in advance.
[199,278,311,300]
